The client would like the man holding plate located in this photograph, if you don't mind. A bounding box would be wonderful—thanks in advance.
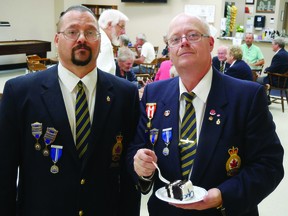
[127,13,284,216]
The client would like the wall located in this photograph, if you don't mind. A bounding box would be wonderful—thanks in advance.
[0,0,55,64]
[0,0,286,67]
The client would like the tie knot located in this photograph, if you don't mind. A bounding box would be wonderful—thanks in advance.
[77,81,83,90]
[182,92,195,103]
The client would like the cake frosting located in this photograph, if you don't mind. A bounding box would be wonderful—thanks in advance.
[165,180,194,201]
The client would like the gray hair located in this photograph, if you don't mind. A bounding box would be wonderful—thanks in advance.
[117,47,135,62]
[167,13,211,38]
[120,34,130,47]
[98,9,129,29]
[273,37,286,49]
[228,46,243,60]
[137,33,147,42]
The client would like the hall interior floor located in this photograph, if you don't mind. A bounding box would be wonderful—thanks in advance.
[0,68,287,216]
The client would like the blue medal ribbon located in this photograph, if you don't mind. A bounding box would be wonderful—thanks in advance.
[162,127,172,144]
[50,145,63,163]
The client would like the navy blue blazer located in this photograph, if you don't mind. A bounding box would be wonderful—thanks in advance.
[0,65,141,216]
[212,56,230,73]
[115,60,137,82]
[225,60,253,81]
[127,69,284,216]
[264,48,288,85]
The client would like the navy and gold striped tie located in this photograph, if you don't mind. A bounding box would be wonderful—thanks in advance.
[220,61,224,72]
[179,92,197,180]
[76,81,91,159]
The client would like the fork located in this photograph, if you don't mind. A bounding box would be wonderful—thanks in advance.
[152,161,170,184]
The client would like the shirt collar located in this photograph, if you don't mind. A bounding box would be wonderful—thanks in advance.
[179,67,213,103]
[58,62,97,93]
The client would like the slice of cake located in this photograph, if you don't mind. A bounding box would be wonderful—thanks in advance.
[165,180,194,201]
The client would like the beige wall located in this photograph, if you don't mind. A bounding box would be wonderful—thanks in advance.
[0,0,287,66]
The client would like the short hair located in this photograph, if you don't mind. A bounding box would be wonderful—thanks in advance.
[119,34,130,47]
[217,45,228,53]
[98,9,129,29]
[168,13,211,38]
[117,47,135,62]
[137,33,147,42]
[245,33,254,39]
[273,37,285,49]
[56,5,98,32]
[229,46,243,60]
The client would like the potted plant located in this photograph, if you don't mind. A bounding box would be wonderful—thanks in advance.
[235,25,244,39]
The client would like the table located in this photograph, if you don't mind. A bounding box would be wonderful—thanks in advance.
[0,40,51,70]
[0,40,51,57]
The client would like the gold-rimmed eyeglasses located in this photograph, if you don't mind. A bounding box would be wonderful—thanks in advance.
[58,29,101,42]
[117,24,126,30]
[168,31,210,48]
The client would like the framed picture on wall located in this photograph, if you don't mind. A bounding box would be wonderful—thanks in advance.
[256,0,275,13]
[245,0,254,5]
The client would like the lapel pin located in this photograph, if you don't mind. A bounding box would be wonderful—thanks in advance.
[164,110,170,117]
[106,96,111,102]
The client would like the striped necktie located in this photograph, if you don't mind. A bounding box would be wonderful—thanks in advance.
[220,61,224,72]
[76,81,91,159]
[179,92,197,180]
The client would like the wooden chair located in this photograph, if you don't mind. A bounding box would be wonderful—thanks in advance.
[26,55,50,72]
[252,64,264,81]
[136,58,159,82]
[157,56,170,66]
[154,46,159,58]
[267,72,288,112]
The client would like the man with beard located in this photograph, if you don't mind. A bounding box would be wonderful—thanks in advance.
[98,9,129,75]
[0,5,141,216]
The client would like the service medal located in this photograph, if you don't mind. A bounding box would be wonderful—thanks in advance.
[162,127,172,156]
[43,127,58,156]
[50,145,63,174]
[31,122,42,150]
[149,128,159,150]
[146,103,156,129]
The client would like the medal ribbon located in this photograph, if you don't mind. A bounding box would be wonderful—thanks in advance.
[162,127,172,144]
[146,103,157,120]
[51,145,63,163]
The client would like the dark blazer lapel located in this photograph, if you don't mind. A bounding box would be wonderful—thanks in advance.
[40,67,78,162]
[155,78,182,179]
[192,70,228,184]
[83,70,114,165]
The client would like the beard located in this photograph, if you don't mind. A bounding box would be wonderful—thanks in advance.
[111,27,120,46]
[72,44,92,66]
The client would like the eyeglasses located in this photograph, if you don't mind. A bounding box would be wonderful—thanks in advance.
[58,29,101,42]
[168,32,210,48]
[117,24,126,30]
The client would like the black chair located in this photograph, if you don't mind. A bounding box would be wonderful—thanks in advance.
[267,72,288,112]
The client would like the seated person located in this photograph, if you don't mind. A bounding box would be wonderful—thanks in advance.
[131,33,155,74]
[212,45,230,73]
[225,45,253,81]
[241,33,265,70]
[154,60,173,81]
[161,34,169,58]
[119,34,131,48]
[115,47,137,85]
[257,37,288,87]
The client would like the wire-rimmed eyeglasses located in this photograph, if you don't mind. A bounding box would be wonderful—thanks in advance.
[168,31,210,48]
[58,29,101,42]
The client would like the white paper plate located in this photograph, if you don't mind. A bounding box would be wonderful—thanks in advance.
[155,185,208,204]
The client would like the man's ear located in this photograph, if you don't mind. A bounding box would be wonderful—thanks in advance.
[209,36,214,52]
